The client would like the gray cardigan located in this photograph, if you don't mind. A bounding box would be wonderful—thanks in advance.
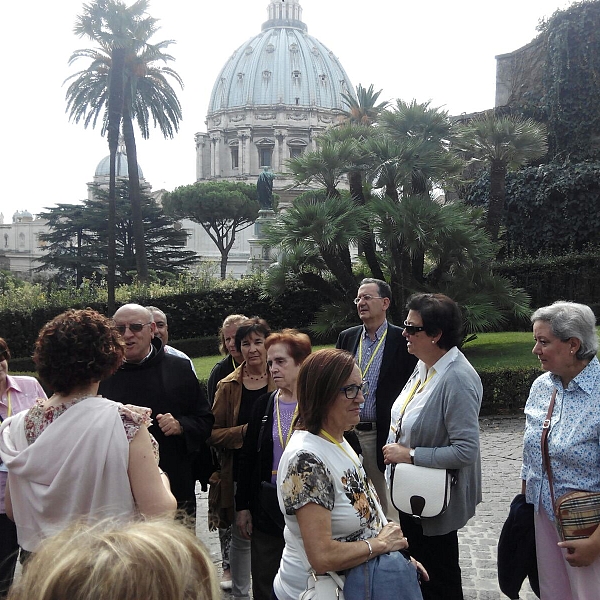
[408,350,483,536]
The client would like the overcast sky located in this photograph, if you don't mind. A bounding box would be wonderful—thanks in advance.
[2,0,572,221]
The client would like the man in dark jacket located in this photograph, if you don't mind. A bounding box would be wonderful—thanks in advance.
[99,304,214,518]
[336,279,416,518]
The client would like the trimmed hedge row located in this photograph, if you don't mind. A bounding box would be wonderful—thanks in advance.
[0,282,326,359]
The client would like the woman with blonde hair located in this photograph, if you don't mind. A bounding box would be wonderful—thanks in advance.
[7,518,219,600]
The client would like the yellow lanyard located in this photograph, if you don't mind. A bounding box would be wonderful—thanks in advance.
[4,390,11,419]
[276,392,298,450]
[399,369,436,416]
[320,429,363,471]
[357,329,388,379]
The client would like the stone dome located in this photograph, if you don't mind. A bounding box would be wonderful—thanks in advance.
[94,142,143,179]
[208,0,353,114]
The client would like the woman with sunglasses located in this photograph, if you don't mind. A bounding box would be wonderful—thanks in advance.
[273,349,425,600]
[382,293,482,600]
[0,310,176,561]
[0,338,47,597]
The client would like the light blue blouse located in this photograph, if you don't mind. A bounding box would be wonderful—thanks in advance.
[521,356,600,520]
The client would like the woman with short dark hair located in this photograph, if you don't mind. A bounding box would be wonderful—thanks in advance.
[209,317,275,600]
[273,349,424,600]
[0,309,176,558]
[383,293,482,600]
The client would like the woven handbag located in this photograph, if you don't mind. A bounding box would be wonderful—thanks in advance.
[541,389,600,541]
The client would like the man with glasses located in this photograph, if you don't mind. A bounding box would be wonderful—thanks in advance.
[336,278,416,518]
[99,304,213,518]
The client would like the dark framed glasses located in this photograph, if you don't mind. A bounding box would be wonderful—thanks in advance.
[401,323,426,335]
[340,381,369,399]
[115,322,152,335]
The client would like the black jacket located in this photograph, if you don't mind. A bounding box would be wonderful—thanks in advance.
[235,391,284,537]
[336,323,416,472]
[99,338,214,504]
[207,355,237,406]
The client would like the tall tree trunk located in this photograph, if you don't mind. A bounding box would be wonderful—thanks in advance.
[123,100,149,282]
[348,169,385,281]
[487,159,507,242]
[106,47,126,314]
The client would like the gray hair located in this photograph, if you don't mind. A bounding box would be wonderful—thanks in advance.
[145,306,167,324]
[531,301,598,361]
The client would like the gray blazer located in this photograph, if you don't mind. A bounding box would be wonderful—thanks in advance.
[409,350,483,536]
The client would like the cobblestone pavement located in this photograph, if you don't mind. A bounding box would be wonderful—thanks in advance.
[195,415,536,600]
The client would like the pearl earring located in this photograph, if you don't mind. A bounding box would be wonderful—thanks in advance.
[432,340,436,345]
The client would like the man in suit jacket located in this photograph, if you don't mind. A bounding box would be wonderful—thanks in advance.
[336,278,416,517]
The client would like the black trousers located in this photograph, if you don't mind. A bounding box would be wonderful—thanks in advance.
[251,527,285,600]
[399,512,463,600]
[0,514,18,598]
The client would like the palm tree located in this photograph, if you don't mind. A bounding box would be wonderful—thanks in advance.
[454,113,547,241]
[340,83,388,125]
[66,0,182,288]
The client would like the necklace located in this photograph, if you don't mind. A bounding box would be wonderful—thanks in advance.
[244,366,267,381]
[276,390,298,450]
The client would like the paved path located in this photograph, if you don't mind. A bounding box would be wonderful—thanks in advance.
[196,415,536,600]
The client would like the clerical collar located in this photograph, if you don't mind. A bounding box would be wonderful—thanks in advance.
[125,345,154,365]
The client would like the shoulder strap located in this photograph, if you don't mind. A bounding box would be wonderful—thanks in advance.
[257,391,277,453]
[541,388,558,507]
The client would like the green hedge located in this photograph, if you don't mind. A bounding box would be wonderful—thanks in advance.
[478,366,540,415]
[0,282,325,359]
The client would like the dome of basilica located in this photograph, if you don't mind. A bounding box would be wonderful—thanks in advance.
[208,0,353,114]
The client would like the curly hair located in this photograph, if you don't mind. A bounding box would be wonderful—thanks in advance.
[34,309,125,394]
[7,518,220,600]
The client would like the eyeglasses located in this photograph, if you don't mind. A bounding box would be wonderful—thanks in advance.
[401,323,426,335]
[115,322,152,335]
[340,381,369,399]
[353,295,383,304]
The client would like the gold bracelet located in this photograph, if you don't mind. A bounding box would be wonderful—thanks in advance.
[364,539,373,559]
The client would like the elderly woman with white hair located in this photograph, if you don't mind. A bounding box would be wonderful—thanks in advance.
[521,301,600,600]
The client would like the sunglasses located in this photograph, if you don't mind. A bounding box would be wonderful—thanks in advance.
[401,323,426,335]
[115,322,152,335]
[340,381,369,400]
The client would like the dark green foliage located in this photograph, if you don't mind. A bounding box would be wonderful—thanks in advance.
[540,1,600,160]
[478,367,540,414]
[466,161,600,257]
[162,181,260,280]
[0,281,324,359]
[495,250,600,311]
[37,182,197,285]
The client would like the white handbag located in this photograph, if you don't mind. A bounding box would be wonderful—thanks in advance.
[390,462,453,518]
[299,570,346,600]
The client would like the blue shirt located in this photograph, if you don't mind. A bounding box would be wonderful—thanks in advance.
[355,320,388,422]
[521,356,600,520]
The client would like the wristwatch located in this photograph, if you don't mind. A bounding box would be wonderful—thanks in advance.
[409,449,415,464]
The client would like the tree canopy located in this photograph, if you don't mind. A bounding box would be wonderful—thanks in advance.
[37,182,197,285]
[162,181,260,279]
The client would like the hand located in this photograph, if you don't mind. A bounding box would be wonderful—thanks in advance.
[410,557,429,582]
[236,509,253,540]
[382,443,411,465]
[375,521,409,552]
[156,413,183,436]
[558,537,600,567]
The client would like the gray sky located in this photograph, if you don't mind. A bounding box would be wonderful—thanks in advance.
[2,0,572,221]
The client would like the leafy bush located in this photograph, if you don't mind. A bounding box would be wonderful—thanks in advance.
[478,367,540,414]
